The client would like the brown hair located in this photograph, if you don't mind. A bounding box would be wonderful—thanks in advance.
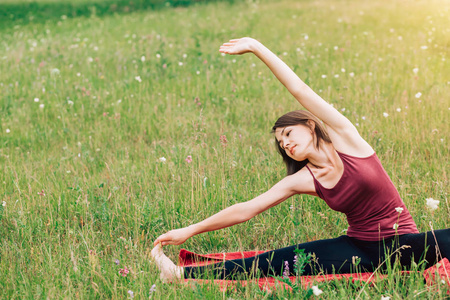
[272,110,331,175]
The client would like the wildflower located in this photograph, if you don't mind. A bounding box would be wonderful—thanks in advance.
[158,157,166,163]
[185,155,192,164]
[119,267,130,277]
[393,223,399,230]
[395,207,404,213]
[321,74,327,78]
[396,108,401,112]
[114,259,120,265]
[39,104,45,109]
[362,116,366,120]
[420,45,428,50]
[127,290,134,298]
[38,190,46,196]
[426,198,439,210]
[2,201,5,207]
[312,285,323,296]
[182,53,187,58]
[196,71,200,75]
[178,62,183,66]
[304,35,309,40]
[6,129,10,133]
[156,53,161,58]
[381,296,390,300]
[34,97,39,102]
[68,100,74,106]
[87,57,94,63]
[220,135,228,147]
[413,68,419,74]
[50,68,60,77]
[141,56,145,62]
[135,76,142,83]
[283,261,290,278]
[349,72,355,77]
[383,112,389,118]
[415,92,422,98]
[150,284,157,294]
[341,68,346,72]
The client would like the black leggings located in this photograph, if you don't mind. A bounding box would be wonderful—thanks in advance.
[184,229,450,279]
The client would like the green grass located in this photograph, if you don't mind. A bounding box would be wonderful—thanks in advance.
[0,0,449,298]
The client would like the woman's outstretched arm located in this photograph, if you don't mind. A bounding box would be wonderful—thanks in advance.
[220,38,373,156]
[153,170,315,246]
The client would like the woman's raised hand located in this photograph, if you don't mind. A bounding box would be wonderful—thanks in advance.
[153,227,194,246]
[219,37,258,55]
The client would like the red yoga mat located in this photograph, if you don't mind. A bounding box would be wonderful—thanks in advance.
[178,248,450,293]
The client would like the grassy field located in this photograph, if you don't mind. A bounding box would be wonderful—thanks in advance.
[0,0,449,298]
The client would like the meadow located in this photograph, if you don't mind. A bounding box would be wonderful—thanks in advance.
[0,0,449,298]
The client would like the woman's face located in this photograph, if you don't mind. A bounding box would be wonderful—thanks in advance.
[274,124,314,161]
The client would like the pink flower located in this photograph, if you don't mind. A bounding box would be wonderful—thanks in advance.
[220,135,228,147]
[185,155,192,164]
[38,190,46,196]
[119,267,130,277]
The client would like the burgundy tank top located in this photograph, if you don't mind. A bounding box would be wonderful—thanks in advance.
[306,151,418,241]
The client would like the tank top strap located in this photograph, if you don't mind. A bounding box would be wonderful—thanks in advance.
[305,165,316,179]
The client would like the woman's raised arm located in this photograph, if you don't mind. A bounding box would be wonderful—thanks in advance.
[219,38,373,155]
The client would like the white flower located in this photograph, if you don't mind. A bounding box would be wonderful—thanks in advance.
[196,71,200,75]
[50,68,60,77]
[178,62,183,66]
[304,35,309,40]
[349,72,355,77]
[135,76,142,83]
[413,68,419,74]
[341,68,346,72]
[68,100,74,106]
[6,128,10,133]
[383,112,389,118]
[127,290,134,298]
[182,53,187,58]
[156,53,161,58]
[87,57,94,63]
[39,104,45,109]
[381,296,391,300]
[393,223,399,230]
[140,56,145,62]
[34,97,39,102]
[420,45,428,50]
[395,207,404,213]
[362,116,366,120]
[396,108,401,112]
[321,75,327,78]
[426,198,439,210]
[2,201,5,207]
[311,285,323,296]
[415,92,422,98]
[158,157,166,163]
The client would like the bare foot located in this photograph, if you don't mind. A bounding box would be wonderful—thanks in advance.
[151,244,183,282]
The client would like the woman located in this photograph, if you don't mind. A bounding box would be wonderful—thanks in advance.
[151,37,449,281]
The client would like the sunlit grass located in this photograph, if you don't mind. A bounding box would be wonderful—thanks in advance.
[0,0,449,298]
